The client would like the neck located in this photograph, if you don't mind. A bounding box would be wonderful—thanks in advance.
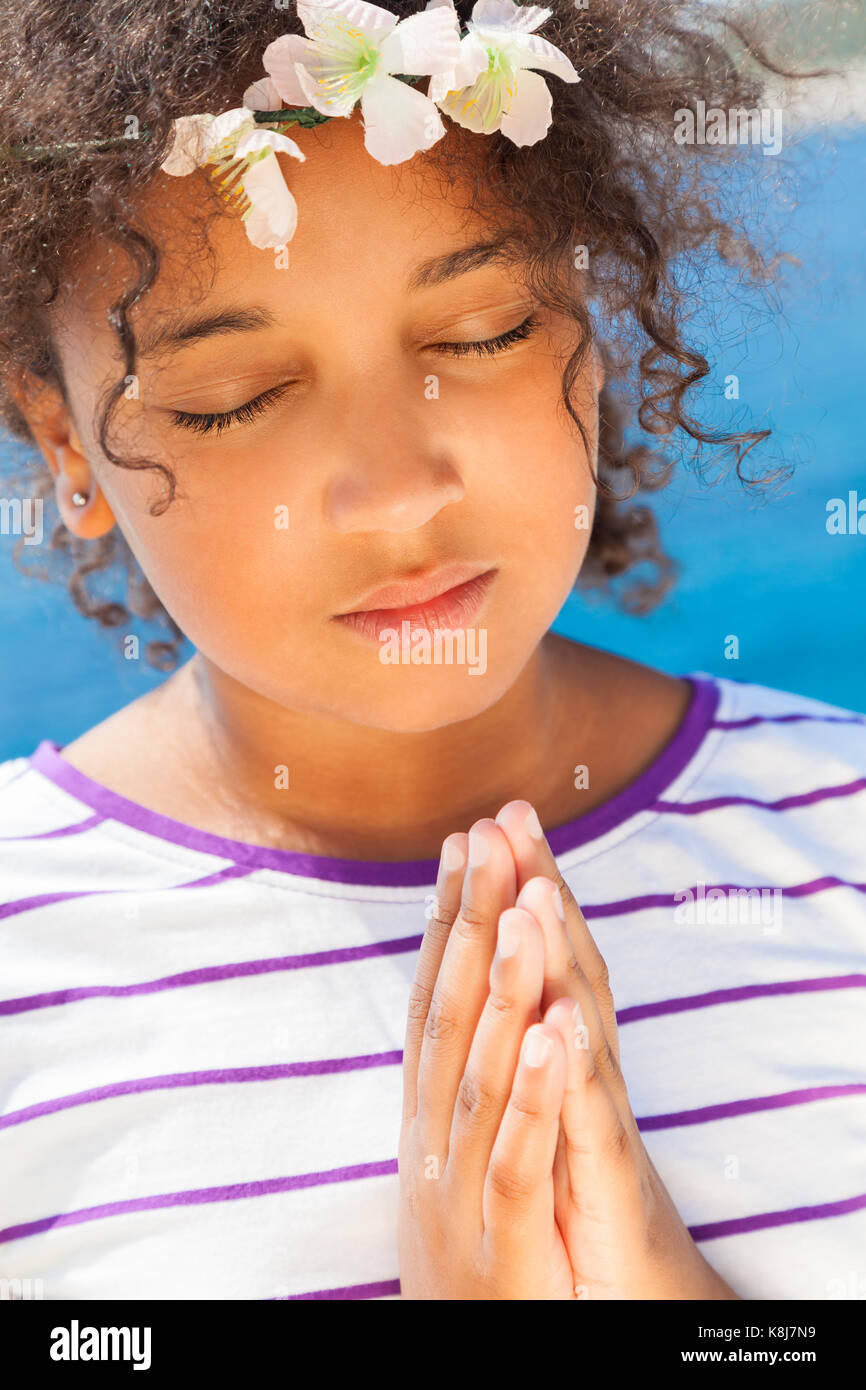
[166,633,595,860]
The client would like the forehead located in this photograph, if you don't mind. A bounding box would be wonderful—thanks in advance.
[53,114,523,349]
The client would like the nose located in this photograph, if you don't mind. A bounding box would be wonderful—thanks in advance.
[323,373,466,534]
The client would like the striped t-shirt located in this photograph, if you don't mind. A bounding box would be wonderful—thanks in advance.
[0,672,864,1301]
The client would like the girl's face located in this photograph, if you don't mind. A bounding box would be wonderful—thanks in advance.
[43,116,599,732]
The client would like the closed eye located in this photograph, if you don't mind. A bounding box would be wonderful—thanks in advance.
[433,312,540,357]
[169,383,297,436]
[169,382,294,436]
[169,313,541,435]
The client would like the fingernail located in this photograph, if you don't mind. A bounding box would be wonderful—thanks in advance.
[436,836,465,889]
[551,884,566,922]
[524,1029,552,1067]
[497,912,521,959]
[467,829,490,868]
[524,805,544,840]
[573,1002,590,1050]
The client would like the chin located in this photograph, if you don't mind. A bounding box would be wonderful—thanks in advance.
[336,666,516,734]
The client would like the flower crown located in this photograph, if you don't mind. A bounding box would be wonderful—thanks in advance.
[4,0,579,252]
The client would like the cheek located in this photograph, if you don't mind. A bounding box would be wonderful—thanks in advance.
[112,473,320,639]
[116,496,340,708]
[467,372,598,581]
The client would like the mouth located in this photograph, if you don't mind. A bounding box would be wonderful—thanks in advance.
[333,564,498,644]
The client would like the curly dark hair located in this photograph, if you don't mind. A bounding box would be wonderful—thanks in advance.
[0,0,830,668]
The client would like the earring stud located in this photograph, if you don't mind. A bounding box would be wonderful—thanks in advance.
[71,491,89,507]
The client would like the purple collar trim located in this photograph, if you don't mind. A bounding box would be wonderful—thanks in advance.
[26,674,720,888]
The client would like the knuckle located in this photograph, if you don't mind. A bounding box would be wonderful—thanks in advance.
[507,1087,546,1127]
[563,949,583,984]
[590,956,614,1002]
[454,901,490,936]
[427,901,459,934]
[456,1070,502,1125]
[583,1046,605,1090]
[603,1034,622,1083]
[603,1118,633,1166]
[487,1157,535,1206]
[424,995,461,1045]
[406,983,433,1024]
[563,1128,593,1161]
[556,874,580,916]
[568,1186,612,1226]
[485,986,520,1024]
[592,1032,619,1083]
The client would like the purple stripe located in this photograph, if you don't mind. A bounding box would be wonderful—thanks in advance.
[713,712,866,729]
[584,875,866,920]
[23,676,720,885]
[0,813,103,841]
[2,1155,861,1254]
[1,907,859,1021]
[6,1059,860,1139]
[618,972,866,1024]
[0,1158,400,1247]
[638,1083,866,1131]
[0,1051,403,1130]
[278,1279,401,1300]
[0,863,253,923]
[653,777,866,815]
[0,934,424,1017]
[689,1190,866,1243]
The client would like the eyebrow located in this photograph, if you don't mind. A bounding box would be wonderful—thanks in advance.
[136,236,526,358]
[405,234,526,291]
[138,305,277,359]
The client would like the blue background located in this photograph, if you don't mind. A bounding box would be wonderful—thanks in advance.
[0,124,864,761]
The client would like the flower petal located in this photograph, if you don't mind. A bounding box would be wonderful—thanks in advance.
[262,34,319,107]
[435,44,519,134]
[379,6,462,77]
[360,72,446,163]
[206,107,256,161]
[498,65,552,144]
[486,28,580,83]
[235,129,306,163]
[470,0,551,35]
[297,0,399,45]
[242,76,286,112]
[240,150,300,248]
[292,56,358,117]
[434,89,489,134]
[160,113,216,174]
[428,31,489,103]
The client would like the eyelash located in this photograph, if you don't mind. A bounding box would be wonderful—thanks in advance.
[433,311,539,358]
[169,313,540,435]
[169,383,291,437]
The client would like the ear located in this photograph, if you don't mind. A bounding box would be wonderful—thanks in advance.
[10,373,116,539]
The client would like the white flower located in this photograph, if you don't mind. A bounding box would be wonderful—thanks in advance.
[160,108,306,250]
[260,0,463,165]
[426,0,580,146]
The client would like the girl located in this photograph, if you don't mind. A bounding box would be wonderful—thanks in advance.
[0,0,863,1300]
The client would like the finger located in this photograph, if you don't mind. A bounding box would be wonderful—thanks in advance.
[402,832,468,1124]
[447,907,546,1201]
[496,799,621,1066]
[516,874,632,1122]
[544,996,644,1241]
[415,818,517,1153]
[482,1023,567,1263]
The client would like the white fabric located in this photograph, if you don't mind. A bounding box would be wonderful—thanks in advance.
[0,672,864,1300]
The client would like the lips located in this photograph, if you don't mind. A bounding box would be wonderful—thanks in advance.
[333,564,497,643]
